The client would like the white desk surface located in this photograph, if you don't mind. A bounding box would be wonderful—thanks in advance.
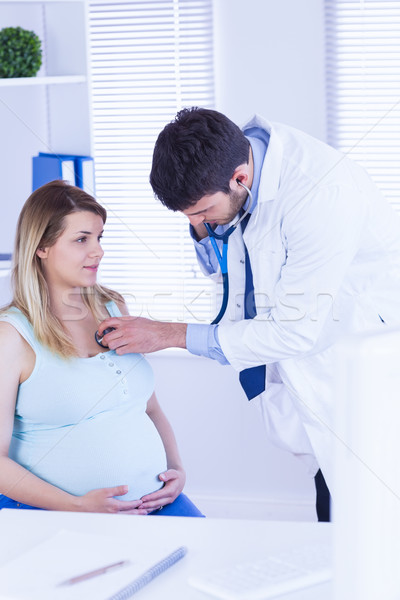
[0,509,332,599]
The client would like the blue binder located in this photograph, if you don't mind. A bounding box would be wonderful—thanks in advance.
[32,153,95,194]
[32,154,76,191]
[74,155,95,194]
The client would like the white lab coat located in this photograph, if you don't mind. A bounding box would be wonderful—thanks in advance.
[196,116,400,492]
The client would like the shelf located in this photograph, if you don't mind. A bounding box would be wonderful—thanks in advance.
[0,1,85,3]
[0,75,86,87]
[0,0,91,255]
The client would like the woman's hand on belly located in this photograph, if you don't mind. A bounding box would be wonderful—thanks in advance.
[76,484,149,514]
[139,468,186,512]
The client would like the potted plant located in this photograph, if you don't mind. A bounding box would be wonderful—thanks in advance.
[0,26,42,78]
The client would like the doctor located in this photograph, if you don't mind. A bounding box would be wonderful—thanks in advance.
[98,108,400,521]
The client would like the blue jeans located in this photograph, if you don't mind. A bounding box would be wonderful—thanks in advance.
[149,493,204,517]
[0,495,44,511]
[0,492,204,517]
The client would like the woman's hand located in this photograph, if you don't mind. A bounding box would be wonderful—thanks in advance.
[139,469,186,512]
[77,485,148,514]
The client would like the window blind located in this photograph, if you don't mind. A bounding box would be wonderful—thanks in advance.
[325,0,400,212]
[88,0,215,323]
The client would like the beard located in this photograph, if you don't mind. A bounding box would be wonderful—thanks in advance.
[227,186,249,222]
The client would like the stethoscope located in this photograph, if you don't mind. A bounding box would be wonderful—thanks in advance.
[95,327,115,348]
[204,180,254,324]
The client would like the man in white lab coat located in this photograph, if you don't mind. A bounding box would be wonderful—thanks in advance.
[98,108,400,520]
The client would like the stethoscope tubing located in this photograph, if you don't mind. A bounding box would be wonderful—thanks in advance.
[212,271,229,325]
[206,233,230,324]
[205,181,253,324]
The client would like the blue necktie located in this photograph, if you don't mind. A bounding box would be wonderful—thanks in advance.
[239,214,266,400]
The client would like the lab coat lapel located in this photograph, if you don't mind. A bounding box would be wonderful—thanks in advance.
[242,119,283,245]
[241,120,286,316]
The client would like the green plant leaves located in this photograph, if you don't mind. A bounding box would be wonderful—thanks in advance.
[0,26,42,78]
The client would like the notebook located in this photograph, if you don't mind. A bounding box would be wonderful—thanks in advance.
[0,530,185,600]
[188,542,332,600]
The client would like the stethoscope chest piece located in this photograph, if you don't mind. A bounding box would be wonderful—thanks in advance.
[94,327,115,348]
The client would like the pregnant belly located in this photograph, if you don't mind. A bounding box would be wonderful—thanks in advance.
[10,411,168,501]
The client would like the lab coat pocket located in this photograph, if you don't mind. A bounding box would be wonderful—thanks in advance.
[253,245,287,301]
[256,382,316,456]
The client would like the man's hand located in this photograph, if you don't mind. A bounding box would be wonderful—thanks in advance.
[97,316,187,355]
[139,469,186,512]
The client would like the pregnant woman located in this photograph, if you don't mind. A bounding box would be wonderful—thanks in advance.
[0,180,201,517]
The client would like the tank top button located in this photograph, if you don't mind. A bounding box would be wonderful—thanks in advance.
[116,369,122,374]
[100,355,105,360]
[108,362,114,367]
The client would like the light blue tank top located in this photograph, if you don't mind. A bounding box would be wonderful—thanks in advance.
[0,302,167,500]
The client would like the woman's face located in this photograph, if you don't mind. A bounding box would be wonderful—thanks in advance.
[37,211,105,292]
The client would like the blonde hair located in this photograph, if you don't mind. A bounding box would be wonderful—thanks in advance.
[3,180,123,358]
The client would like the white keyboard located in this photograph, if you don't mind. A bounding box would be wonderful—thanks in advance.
[188,543,332,600]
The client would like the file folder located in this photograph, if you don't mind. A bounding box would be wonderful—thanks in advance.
[32,153,95,194]
[74,155,95,195]
[32,154,76,191]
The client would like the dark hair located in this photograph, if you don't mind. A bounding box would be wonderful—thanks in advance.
[149,107,250,211]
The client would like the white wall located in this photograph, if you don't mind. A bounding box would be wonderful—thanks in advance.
[213,0,327,141]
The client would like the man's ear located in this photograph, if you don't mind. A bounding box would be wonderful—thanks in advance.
[36,247,48,259]
[230,162,252,191]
